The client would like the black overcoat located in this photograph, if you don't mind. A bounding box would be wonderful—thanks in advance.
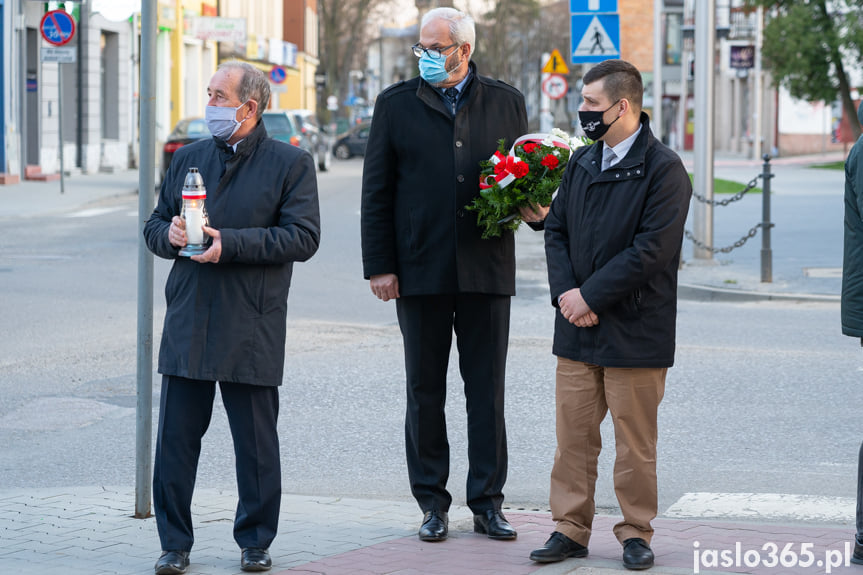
[545,114,691,368]
[143,121,321,386]
[361,63,528,296]
[842,102,863,337]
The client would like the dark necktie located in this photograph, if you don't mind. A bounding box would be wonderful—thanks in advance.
[444,87,458,115]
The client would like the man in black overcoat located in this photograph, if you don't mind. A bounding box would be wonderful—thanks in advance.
[361,6,541,543]
[531,59,691,571]
[143,62,320,574]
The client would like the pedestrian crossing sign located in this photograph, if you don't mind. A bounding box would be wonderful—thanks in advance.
[541,50,570,74]
[570,13,620,64]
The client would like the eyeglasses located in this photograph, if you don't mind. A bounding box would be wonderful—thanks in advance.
[411,42,459,59]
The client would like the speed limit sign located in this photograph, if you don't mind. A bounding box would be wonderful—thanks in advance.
[542,74,568,100]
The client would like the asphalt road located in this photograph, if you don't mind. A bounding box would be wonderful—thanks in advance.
[0,158,859,526]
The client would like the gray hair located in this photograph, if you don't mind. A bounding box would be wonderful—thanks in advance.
[421,7,475,59]
[217,60,271,119]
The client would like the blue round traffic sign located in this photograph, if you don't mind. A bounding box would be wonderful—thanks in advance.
[40,10,76,47]
[269,66,287,85]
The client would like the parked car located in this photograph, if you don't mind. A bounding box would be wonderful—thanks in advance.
[333,122,371,160]
[286,109,332,172]
[161,117,210,184]
[261,111,306,149]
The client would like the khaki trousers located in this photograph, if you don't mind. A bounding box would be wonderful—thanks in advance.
[549,357,666,547]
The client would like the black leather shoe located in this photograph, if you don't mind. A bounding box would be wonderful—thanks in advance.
[852,536,863,565]
[529,532,588,563]
[241,548,272,572]
[622,538,654,570]
[418,510,448,542]
[473,509,517,540]
[154,550,190,575]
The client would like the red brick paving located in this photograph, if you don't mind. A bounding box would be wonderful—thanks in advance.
[274,513,858,575]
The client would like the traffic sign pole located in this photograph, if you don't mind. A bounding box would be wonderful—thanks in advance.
[40,9,77,190]
[58,61,64,193]
[540,53,552,133]
[693,0,716,260]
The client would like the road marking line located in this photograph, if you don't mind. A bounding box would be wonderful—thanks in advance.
[665,492,854,523]
[65,207,124,218]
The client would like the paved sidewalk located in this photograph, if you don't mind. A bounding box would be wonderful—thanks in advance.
[0,170,141,219]
[0,487,857,575]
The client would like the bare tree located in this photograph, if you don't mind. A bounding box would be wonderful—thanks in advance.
[318,0,390,121]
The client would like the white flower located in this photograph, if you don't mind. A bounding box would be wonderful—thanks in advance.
[570,136,588,149]
[550,128,570,141]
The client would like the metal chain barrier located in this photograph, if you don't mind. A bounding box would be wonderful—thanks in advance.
[685,155,774,263]
[684,224,762,254]
[690,175,761,206]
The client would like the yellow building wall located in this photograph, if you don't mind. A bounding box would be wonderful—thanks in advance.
[168,0,218,127]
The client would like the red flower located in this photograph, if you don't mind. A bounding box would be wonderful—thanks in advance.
[541,154,560,169]
[508,157,530,179]
[522,142,538,154]
[494,160,508,175]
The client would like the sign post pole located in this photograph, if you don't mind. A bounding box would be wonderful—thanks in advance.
[40,8,76,187]
[58,62,64,193]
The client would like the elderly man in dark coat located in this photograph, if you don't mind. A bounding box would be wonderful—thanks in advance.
[842,101,863,566]
[143,61,320,575]
[361,7,539,544]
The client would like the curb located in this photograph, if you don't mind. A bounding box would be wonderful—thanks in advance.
[678,282,841,303]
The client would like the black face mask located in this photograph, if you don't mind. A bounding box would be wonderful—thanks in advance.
[578,100,621,140]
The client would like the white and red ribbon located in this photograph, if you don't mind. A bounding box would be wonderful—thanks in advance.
[479,132,571,192]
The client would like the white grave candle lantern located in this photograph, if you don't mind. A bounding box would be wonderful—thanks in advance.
[178,167,209,257]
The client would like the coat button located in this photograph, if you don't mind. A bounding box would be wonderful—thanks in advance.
[455,140,463,148]
[616,173,620,178]
[457,174,465,183]
[457,208,465,218]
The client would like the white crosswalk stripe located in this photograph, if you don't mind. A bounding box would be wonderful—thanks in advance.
[665,492,854,523]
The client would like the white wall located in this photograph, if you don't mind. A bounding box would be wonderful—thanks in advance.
[777,86,834,136]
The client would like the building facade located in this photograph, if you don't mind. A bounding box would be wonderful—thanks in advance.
[283,0,319,111]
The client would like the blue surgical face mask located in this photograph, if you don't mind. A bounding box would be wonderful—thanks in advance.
[205,101,249,141]
[419,48,462,86]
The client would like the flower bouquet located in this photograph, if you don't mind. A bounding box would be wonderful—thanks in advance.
[467,128,587,239]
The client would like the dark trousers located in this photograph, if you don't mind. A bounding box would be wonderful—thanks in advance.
[153,375,281,551]
[395,293,510,514]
